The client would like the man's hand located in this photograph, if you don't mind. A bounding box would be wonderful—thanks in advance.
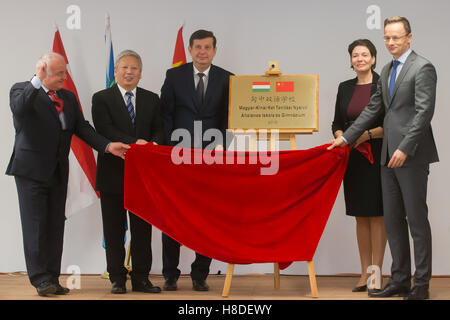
[387,149,407,168]
[35,60,47,81]
[135,139,148,145]
[327,136,347,150]
[107,142,131,160]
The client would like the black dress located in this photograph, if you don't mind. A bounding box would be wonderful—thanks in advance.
[332,74,384,217]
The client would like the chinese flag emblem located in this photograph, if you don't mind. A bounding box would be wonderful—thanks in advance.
[276,81,294,92]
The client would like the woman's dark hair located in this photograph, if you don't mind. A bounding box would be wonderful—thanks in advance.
[348,39,377,70]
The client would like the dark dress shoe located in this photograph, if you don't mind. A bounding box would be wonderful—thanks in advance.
[132,280,161,293]
[192,279,209,291]
[352,285,367,292]
[404,285,429,300]
[36,281,57,297]
[111,282,127,294]
[368,283,410,298]
[163,279,178,291]
[367,288,383,295]
[54,284,70,295]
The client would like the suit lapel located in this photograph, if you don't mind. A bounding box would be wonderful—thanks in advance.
[135,87,147,130]
[39,88,60,122]
[341,78,357,121]
[390,51,416,101]
[184,63,200,111]
[204,64,216,108]
[381,63,391,106]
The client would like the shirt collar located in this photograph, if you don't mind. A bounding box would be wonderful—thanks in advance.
[117,84,137,98]
[193,64,211,77]
[42,84,50,93]
[395,48,412,64]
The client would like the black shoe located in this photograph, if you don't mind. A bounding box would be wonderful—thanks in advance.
[132,279,161,293]
[111,281,127,294]
[54,283,70,295]
[36,281,57,297]
[404,285,430,300]
[192,279,209,291]
[352,285,367,292]
[367,288,383,295]
[368,283,410,298]
[163,279,178,291]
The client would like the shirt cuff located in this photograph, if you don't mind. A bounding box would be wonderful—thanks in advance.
[341,135,348,144]
[31,76,42,89]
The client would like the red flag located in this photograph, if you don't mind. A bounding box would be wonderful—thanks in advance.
[276,81,294,92]
[172,26,186,68]
[52,29,100,216]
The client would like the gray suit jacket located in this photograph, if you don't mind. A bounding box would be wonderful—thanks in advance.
[343,50,439,166]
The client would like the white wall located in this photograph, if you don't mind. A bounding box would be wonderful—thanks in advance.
[1,0,449,276]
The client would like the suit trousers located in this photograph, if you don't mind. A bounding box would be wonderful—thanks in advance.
[14,169,67,288]
[381,164,432,287]
[162,233,211,281]
[100,192,153,284]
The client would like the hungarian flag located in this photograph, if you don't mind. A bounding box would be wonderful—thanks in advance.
[276,81,294,92]
[172,25,186,68]
[52,27,99,218]
[252,82,271,92]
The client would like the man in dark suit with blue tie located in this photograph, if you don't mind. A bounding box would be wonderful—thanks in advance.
[328,16,438,300]
[6,52,129,297]
[160,29,233,291]
[92,50,164,294]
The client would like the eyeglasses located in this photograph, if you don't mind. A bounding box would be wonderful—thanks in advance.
[383,34,409,42]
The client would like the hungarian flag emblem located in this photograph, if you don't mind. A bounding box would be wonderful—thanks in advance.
[276,81,294,92]
[252,82,270,92]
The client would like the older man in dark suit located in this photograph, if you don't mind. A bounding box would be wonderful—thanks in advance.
[160,29,233,291]
[92,50,164,294]
[6,52,129,297]
[328,16,438,300]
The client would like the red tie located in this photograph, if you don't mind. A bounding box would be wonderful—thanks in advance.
[48,90,64,114]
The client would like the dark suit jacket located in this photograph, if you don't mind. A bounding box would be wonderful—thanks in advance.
[160,62,233,149]
[6,81,109,184]
[92,84,164,193]
[343,51,439,166]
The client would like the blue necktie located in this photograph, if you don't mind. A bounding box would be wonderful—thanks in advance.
[389,60,400,97]
[125,91,135,125]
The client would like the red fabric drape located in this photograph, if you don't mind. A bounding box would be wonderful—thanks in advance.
[124,144,349,269]
[356,142,374,164]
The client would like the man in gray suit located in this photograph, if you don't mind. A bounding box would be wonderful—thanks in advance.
[328,16,438,300]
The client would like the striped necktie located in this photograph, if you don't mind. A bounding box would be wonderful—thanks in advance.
[125,91,135,125]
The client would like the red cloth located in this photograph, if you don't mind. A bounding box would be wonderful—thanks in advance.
[124,143,349,269]
[355,142,374,164]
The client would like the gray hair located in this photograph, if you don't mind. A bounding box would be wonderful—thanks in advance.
[37,52,65,76]
[114,50,143,70]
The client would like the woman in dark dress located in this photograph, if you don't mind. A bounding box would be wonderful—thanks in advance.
[332,39,387,292]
